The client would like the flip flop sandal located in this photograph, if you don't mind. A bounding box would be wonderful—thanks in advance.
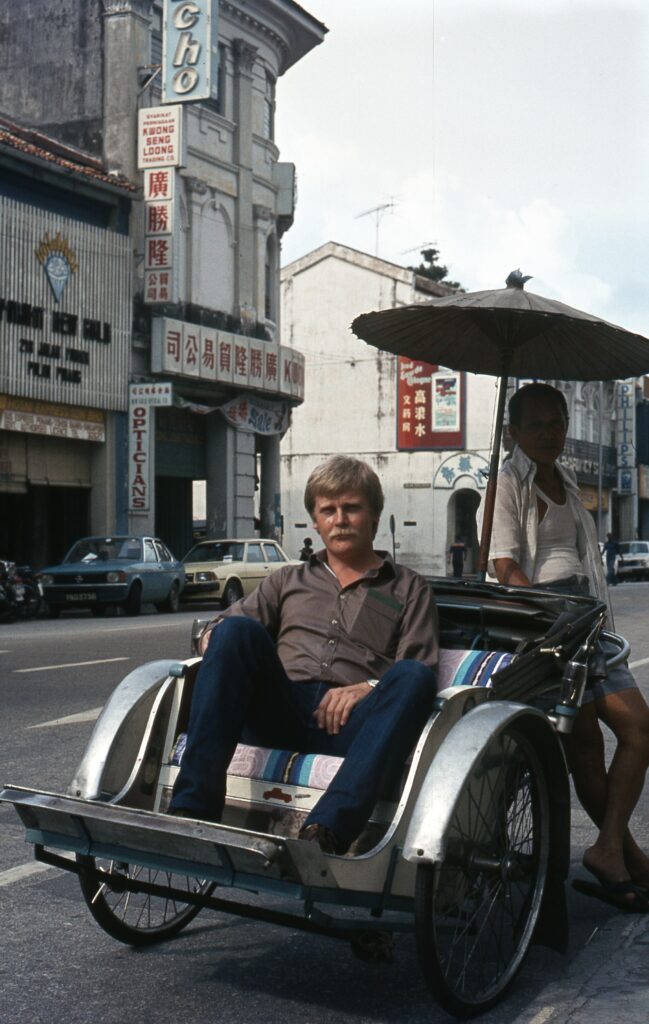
[572,877,649,913]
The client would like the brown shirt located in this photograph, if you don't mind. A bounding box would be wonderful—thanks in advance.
[210,550,438,685]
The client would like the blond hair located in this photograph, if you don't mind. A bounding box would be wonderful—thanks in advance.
[304,455,384,521]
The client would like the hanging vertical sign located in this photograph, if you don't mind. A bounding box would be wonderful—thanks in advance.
[137,106,184,169]
[141,160,178,304]
[616,379,636,494]
[162,0,219,105]
[128,387,154,511]
[397,358,464,450]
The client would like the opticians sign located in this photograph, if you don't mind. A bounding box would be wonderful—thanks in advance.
[162,0,219,104]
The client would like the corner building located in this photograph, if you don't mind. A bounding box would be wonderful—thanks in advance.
[0,0,325,562]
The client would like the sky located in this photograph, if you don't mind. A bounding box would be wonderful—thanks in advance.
[276,0,649,334]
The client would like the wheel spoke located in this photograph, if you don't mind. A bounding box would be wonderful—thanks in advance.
[77,855,214,946]
[416,726,550,1014]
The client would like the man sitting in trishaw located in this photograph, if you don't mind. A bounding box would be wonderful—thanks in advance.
[170,454,438,855]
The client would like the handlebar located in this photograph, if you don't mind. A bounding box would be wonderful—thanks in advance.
[600,630,631,669]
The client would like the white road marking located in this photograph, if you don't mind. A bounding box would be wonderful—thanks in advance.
[14,656,130,674]
[0,852,75,888]
[0,649,11,653]
[30,707,103,729]
[527,1009,556,1024]
[629,655,649,670]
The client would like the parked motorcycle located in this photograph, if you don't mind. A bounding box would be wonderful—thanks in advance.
[0,561,42,620]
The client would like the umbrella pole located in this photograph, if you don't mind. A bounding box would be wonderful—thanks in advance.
[477,368,510,581]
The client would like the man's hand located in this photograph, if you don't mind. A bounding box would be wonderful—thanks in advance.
[314,682,373,735]
[198,623,218,655]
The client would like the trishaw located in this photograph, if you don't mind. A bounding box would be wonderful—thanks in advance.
[1,578,626,1017]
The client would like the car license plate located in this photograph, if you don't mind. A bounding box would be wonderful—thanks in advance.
[65,593,97,602]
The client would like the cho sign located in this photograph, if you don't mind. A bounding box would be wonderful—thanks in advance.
[162,0,218,104]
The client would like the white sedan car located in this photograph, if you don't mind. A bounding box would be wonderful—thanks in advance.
[181,538,299,606]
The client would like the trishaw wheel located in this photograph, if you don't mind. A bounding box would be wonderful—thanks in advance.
[414,726,550,1017]
[77,855,215,946]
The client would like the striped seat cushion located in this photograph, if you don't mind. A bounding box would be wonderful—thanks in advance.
[169,649,514,790]
[438,648,515,688]
[170,734,342,791]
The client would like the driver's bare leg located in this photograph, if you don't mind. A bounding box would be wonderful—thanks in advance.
[566,691,649,891]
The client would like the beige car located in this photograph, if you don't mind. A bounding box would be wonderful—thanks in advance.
[181,538,299,607]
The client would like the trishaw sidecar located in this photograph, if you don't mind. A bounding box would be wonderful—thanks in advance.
[1,579,619,1018]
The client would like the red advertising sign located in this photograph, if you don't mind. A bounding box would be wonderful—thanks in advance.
[397,357,464,450]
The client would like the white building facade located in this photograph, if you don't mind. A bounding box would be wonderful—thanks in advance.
[280,243,496,574]
[280,243,623,573]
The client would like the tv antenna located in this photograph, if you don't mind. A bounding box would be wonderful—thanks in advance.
[401,241,436,256]
[355,199,398,256]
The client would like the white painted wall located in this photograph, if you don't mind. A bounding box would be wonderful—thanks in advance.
[280,243,496,574]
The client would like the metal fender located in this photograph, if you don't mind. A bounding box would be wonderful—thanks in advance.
[68,659,195,801]
[403,700,570,869]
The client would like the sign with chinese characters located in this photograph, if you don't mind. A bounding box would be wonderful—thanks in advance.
[162,0,218,105]
[129,382,173,407]
[397,357,463,450]
[137,105,185,169]
[0,196,130,411]
[434,452,489,489]
[616,379,636,494]
[219,394,290,435]
[128,389,154,511]
[151,317,302,399]
[142,167,177,304]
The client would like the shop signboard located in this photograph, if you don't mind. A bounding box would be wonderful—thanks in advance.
[219,394,290,435]
[162,0,218,105]
[397,357,464,450]
[137,106,185,169]
[616,379,636,494]
[128,393,152,512]
[0,197,131,411]
[150,318,304,400]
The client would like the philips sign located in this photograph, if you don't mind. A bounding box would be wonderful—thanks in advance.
[162,1,218,104]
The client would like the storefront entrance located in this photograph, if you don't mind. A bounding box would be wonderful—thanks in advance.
[0,485,90,567]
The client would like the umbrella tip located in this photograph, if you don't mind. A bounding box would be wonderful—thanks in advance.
[506,269,533,289]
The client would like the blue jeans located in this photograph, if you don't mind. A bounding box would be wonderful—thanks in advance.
[170,617,437,847]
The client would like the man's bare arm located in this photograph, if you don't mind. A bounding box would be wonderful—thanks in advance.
[493,558,532,587]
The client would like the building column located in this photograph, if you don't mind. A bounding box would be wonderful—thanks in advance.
[232,38,258,328]
[205,415,256,537]
[90,412,120,534]
[253,204,275,328]
[258,433,281,540]
[102,0,152,179]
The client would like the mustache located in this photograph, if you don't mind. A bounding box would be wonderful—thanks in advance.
[329,530,357,538]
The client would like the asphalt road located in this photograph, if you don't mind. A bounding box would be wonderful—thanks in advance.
[1,589,649,1024]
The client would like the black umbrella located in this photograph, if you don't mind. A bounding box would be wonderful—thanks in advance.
[352,272,649,577]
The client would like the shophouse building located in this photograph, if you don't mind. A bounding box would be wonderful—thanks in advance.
[0,0,325,563]
[0,119,135,566]
[280,243,623,573]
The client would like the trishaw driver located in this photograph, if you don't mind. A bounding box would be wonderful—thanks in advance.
[170,455,438,854]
